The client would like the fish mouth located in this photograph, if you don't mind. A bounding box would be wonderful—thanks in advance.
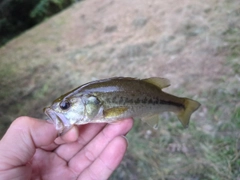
[44,107,71,134]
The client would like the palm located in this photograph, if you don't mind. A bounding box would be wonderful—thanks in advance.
[0,117,133,180]
[31,121,132,179]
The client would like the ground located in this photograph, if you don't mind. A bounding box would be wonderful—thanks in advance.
[0,0,240,179]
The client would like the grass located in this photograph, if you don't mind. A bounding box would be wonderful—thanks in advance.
[0,0,239,179]
[110,10,240,177]
[111,85,240,180]
[111,44,240,179]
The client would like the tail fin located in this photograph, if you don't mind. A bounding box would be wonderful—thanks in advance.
[177,98,201,128]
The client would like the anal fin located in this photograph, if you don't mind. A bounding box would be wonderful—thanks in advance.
[141,114,160,129]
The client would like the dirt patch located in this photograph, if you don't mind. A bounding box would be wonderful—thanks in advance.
[0,0,239,178]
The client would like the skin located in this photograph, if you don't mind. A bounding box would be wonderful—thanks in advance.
[0,116,133,180]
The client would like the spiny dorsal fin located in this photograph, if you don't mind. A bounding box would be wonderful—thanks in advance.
[142,77,170,89]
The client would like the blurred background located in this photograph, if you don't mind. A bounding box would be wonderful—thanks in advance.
[0,0,240,179]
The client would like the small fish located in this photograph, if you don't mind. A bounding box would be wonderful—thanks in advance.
[44,77,200,134]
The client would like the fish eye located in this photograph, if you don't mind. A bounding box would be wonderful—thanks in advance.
[60,101,71,110]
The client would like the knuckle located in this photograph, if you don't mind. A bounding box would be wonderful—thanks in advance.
[12,116,32,127]
[84,149,95,162]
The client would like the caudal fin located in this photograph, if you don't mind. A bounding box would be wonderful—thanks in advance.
[177,98,201,128]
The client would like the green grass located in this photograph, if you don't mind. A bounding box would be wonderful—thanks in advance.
[1,0,239,179]
[111,16,240,178]
[111,84,240,180]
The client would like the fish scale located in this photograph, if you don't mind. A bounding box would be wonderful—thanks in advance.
[44,77,201,134]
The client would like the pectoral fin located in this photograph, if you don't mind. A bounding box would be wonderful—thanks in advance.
[142,77,170,89]
[141,114,160,129]
[103,107,128,119]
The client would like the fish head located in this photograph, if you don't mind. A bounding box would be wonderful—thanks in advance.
[44,95,86,134]
[44,94,103,134]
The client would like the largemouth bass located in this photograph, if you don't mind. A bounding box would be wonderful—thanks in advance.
[44,77,200,133]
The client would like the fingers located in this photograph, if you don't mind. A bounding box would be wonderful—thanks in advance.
[0,116,58,169]
[54,123,107,161]
[54,126,79,145]
[68,118,133,174]
[77,136,128,180]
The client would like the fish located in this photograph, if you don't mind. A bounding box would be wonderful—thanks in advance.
[44,77,201,134]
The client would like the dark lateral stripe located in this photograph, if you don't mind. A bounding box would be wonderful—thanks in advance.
[108,96,185,109]
[159,100,185,109]
[112,97,185,109]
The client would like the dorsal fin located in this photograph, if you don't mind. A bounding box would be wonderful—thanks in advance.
[142,77,170,89]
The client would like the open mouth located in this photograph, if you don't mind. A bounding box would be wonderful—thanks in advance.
[44,107,70,133]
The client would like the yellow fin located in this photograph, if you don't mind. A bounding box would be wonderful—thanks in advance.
[142,77,170,89]
[177,98,201,128]
[141,114,160,129]
[103,107,128,118]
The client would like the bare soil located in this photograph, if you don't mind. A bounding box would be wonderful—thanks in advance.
[0,0,239,179]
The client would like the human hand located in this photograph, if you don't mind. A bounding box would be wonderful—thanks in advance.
[0,116,133,180]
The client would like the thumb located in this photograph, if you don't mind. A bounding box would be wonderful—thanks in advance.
[0,116,57,170]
